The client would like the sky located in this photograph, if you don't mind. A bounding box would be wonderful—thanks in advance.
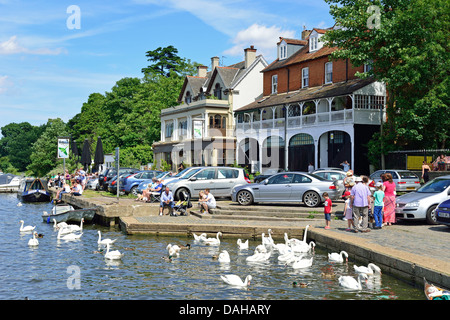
[0,0,335,134]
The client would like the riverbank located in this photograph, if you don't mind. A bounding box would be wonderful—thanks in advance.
[52,188,450,291]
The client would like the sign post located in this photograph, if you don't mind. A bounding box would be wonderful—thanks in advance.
[115,147,120,201]
[58,137,70,185]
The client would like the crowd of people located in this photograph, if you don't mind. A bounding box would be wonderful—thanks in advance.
[50,167,99,202]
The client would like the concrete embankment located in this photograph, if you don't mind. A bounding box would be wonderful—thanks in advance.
[53,189,450,291]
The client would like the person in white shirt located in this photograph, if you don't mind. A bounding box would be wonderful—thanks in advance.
[199,188,216,214]
[70,181,83,196]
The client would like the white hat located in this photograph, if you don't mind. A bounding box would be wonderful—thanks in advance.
[355,177,363,182]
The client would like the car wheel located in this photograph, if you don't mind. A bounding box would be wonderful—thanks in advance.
[426,205,438,225]
[130,186,138,196]
[176,188,190,201]
[237,190,253,206]
[303,191,320,207]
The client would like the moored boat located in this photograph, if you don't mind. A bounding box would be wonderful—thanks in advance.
[424,277,450,300]
[0,173,22,192]
[42,203,98,224]
[17,178,51,202]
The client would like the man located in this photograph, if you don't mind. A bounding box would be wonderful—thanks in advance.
[140,177,157,201]
[160,186,174,216]
[308,162,314,173]
[350,176,371,233]
[199,188,216,214]
[70,181,83,196]
[340,160,350,172]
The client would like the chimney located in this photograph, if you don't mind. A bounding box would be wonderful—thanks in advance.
[301,26,312,40]
[211,56,220,71]
[244,45,257,69]
[197,65,207,77]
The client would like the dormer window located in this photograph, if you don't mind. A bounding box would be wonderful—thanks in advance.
[185,91,192,104]
[309,36,318,52]
[280,43,287,60]
[214,83,222,99]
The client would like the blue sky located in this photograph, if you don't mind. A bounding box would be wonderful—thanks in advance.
[0,0,335,133]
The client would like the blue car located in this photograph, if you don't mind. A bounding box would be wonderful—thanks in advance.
[435,199,450,227]
[136,171,173,194]
[120,170,162,195]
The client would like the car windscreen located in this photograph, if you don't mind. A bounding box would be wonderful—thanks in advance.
[397,171,418,179]
[156,171,169,178]
[417,179,450,193]
[307,173,328,181]
[182,168,202,179]
[173,168,190,177]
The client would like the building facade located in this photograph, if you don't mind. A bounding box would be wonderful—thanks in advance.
[234,28,386,175]
[152,46,268,170]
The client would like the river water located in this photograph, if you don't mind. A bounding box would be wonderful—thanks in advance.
[0,193,424,300]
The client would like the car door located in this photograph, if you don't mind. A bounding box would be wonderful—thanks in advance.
[215,168,239,197]
[257,173,295,202]
[189,168,217,195]
[290,174,313,200]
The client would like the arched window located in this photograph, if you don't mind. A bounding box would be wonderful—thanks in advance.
[209,114,226,128]
[290,133,314,146]
[214,83,222,99]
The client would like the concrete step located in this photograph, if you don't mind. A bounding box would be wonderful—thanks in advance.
[189,210,319,222]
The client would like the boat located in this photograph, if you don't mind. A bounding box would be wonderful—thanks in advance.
[424,277,450,300]
[42,203,98,224]
[0,173,22,193]
[17,178,51,202]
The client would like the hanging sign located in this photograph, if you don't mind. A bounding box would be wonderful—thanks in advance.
[57,138,70,159]
[193,120,203,139]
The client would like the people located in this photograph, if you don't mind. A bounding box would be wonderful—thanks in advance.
[70,181,83,196]
[343,170,355,192]
[373,182,385,229]
[198,190,207,212]
[382,173,396,226]
[139,177,157,201]
[323,192,332,230]
[308,162,314,173]
[199,188,216,214]
[55,182,71,202]
[438,154,447,171]
[340,160,350,172]
[178,163,184,173]
[160,186,174,216]
[350,176,372,233]
[342,191,354,231]
[422,161,431,183]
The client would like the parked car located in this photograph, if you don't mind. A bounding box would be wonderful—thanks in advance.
[98,168,112,190]
[86,177,99,190]
[312,170,347,196]
[119,170,162,195]
[370,169,420,192]
[231,172,340,207]
[435,199,450,227]
[314,167,344,172]
[101,167,139,191]
[166,166,251,200]
[254,174,273,183]
[107,168,140,194]
[395,175,450,224]
[136,171,173,194]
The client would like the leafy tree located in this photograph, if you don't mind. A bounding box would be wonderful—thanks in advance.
[322,0,450,165]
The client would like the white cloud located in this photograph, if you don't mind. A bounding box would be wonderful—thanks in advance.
[224,23,296,60]
[0,36,67,55]
[0,75,13,94]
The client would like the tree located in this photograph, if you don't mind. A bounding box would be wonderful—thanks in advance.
[322,0,450,164]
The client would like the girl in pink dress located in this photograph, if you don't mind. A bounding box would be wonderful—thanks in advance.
[382,173,396,225]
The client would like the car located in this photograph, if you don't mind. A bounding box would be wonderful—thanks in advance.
[136,171,174,194]
[312,170,347,196]
[370,169,420,192]
[253,174,273,183]
[314,167,344,172]
[86,177,99,190]
[231,171,340,207]
[435,199,450,227]
[395,175,450,225]
[106,168,140,194]
[98,168,111,190]
[119,170,162,195]
[166,166,251,200]
[101,167,139,191]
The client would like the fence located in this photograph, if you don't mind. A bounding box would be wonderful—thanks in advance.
[386,149,450,170]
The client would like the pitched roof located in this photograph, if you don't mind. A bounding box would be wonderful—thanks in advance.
[277,37,308,46]
[234,77,376,113]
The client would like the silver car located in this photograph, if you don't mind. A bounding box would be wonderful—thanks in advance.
[86,178,99,190]
[370,169,420,192]
[312,170,347,196]
[166,167,250,200]
[395,175,450,224]
[231,172,340,207]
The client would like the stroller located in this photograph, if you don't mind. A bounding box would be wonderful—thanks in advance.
[173,190,192,216]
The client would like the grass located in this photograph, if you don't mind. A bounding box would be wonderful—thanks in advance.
[82,189,136,199]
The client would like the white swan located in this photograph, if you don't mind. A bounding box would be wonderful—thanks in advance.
[262,229,274,247]
[57,227,82,241]
[328,251,348,263]
[17,202,22,207]
[246,246,271,262]
[65,218,84,232]
[104,243,123,260]
[291,241,316,253]
[193,233,207,242]
[302,225,310,242]
[277,249,296,262]
[97,230,117,246]
[28,232,39,246]
[220,274,252,287]
[292,256,313,269]
[218,250,231,263]
[166,244,181,256]
[237,239,249,250]
[338,274,369,290]
[204,232,222,246]
[354,263,382,275]
[52,219,68,230]
[19,220,35,232]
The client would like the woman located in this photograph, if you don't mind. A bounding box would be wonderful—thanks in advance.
[382,173,396,226]
[343,170,355,192]
[438,154,447,171]
[422,161,431,183]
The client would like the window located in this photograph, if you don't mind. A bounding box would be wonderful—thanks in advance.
[272,75,278,94]
[280,44,287,60]
[325,62,333,84]
[364,60,373,73]
[217,168,238,179]
[293,174,312,183]
[268,173,294,184]
[185,91,192,104]
[165,122,174,138]
[309,37,318,52]
[195,168,216,180]
[302,67,309,88]
[209,114,226,129]
[214,83,222,99]
[179,120,188,136]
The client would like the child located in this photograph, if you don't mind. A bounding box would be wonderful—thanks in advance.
[343,191,354,231]
[373,182,385,229]
[198,190,207,213]
[323,192,332,229]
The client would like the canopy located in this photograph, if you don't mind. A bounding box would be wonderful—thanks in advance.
[93,136,104,172]
[80,139,91,171]
[71,139,80,164]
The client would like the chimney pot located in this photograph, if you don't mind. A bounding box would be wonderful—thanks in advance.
[244,45,257,69]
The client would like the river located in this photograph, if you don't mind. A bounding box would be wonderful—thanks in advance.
[0,193,424,300]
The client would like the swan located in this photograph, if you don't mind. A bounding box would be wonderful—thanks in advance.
[17,202,22,207]
[246,249,271,262]
[338,274,369,290]
[166,244,181,256]
[354,263,382,275]
[57,227,82,241]
[97,230,117,246]
[237,239,249,250]
[292,256,313,269]
[302,225,310,242]
[28,232,39,246]
[104,243,124,260]
[52,219,68,229]
[273,242,290,254]
[220,274,252,287]
[218,250,231,263]
[328,251,348,263]
[277,249,296,262]
[262,229,274,247]
[193,233,207,242]
[19,220,35,232]
[65,218,84,232]
[204,232,222,246]
[291,241,316,253]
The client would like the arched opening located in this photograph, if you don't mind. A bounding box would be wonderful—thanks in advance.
[288,133,315,171]
[262,136,285,171]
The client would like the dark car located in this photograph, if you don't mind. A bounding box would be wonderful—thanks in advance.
[98,168,113,190]
[102,167,139,191]
[106,168,140,193]
[435,199,450,227]
[119,170,162,195]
